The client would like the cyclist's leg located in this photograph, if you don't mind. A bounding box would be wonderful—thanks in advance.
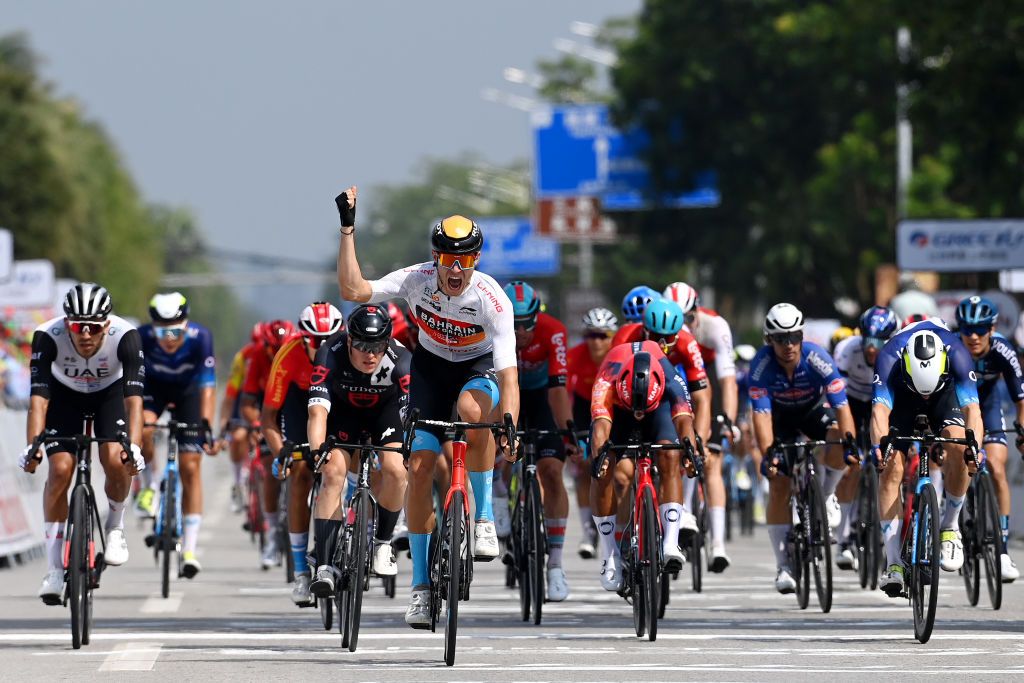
[458,371,500,526]
[936,392,969,531]
[766,411,800,577]
[981,394,1012,551]
[137,389,165,514]
[572,400,596,553]
[369,382,408,549]
[644,402,684,563]
[529,396,569,570]
[311,445,349,594]
[172,387,206,562]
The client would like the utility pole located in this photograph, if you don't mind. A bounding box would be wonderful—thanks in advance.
[896,27,912,219]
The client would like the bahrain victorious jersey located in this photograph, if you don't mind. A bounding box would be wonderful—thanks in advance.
[368,262,516,371]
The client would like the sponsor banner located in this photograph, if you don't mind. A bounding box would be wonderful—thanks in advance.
[0,259,55,309]
[0,229,11,282]
[898,220,1024,272]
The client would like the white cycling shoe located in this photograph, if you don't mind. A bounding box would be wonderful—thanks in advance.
[546,567,570,602]
[261,536,279,570]
[940,529,964,572]
[663,543,686,572]
[473,521,499,561]
[825,495,841,530]
[291,573,314,606]
[38,569,64,605]
[372,541,398,576]
[104,528,129,566]
[1001,553,1019,583]
[600,555,623,592]
[405,588,431,629]
[775,566,796,594]
[709,542,730,573]
[310,564,335,598]
[836,545,858,571]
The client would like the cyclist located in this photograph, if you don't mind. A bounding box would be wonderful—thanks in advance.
[240,318,296,568]
[612,297,714,569]
[388,300,419,351]
[500,280,579,602]
[955,295,1023,582]
[664,282,741,570]
[567,307,619,558]
[589,341,697,590]
[137,292,219,579]
[871,319,984,596]
[332,186,519,628]
[218,323,264,513]
[733,344,765,521]
[20,283,146,603]
[831,305,901,570]
[830,326,856,353]
[264,302,344,605]
[621,285,659,324]
[750,303,856,594]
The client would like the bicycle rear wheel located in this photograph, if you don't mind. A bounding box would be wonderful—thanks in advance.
[68,486,89,650]
[912,484,940,643]
[641,488,660,641]
[512,498,530,621]
[689,480,704,593]
[526,478,545,625]
[793,513,810,610]
[319,595,333,631]
[161,469,177,599]
[808,477,833,613]
[443,490,465,667]
[346,490,370,652]
[856,465,880,590]
[658,572,670,619]
[961,483,981,606]
[978,475,1003,609]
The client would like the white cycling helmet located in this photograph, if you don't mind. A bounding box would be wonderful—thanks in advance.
[299,301,344,338]
[763,302,804,337]
[902,330,949,396]
[663,282,699,314]
[582,307,619,332]
[734,344,757,363]
[63,282,112,321]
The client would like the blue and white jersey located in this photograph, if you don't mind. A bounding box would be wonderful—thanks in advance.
[139,321,216,388]
[748,342,848,413]
[872,319,977,409]
[970,334,1024,405]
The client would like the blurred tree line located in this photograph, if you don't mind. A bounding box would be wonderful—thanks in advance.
[0,33,250,358]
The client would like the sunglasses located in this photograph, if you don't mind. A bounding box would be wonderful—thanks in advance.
[155,325,186,340]
[863,337,886,351]
[67,320,107,335]
[768,331,803,346]
[514,316,537,331]
[351,338,389,355]
[584,330,612,340]
[684,311,697,325]
[435,252,480,270]
[960,324,991,338]
[650,333,678,350]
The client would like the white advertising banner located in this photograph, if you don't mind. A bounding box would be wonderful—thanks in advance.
[0,229,12,282]
[0,259,55,308]
[897,220,1024,272]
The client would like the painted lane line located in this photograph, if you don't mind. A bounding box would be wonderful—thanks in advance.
[139,593,183,614]
[97,642,162,672]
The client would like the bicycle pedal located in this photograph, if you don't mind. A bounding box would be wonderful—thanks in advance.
[144,534,156,548]
[40,594,62,607]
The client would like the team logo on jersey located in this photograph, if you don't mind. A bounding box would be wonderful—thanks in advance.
[748,387,768,400]
[459,306,478,315]
[827,378,845,394]
[310,365,329,385]
[348,391,381,408]
[414,306,486,346]
[399,375,410,393]
[806,351,834,377]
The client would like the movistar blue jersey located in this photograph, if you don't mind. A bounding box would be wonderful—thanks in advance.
[139,322,216,388]
[747,342,848,413]
[970,334,1024,405]
[872,319,977,409]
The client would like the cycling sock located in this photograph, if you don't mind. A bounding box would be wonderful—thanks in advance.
[1001,515,1010,553]
[931,468,944,503]
[838,502,853,543]
[314,518,342,566]
[881,517,900,567]
[290,532,309,575]
[468,470,493,522]
[182,514,201,554]
[409,532,431,588]
[682,477,696,514]
[345,473,358,505]
[710,506,726,546]
[822,466,845,498]
[767,524,790,568]
[106,496,128,532]
[375,507,400,542]
[660,503,682,554]
[45,522,63,571]
[941,494,966,530]
[593,514,616,560]
[545,517,566,568]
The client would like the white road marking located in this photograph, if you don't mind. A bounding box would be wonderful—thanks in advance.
[139,593,183,613]
[97,642,162,671]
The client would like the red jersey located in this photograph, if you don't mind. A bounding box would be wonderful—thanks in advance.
[243,334,299,398]
[591,341,692,422]
[611,323,708,391]
[516,312,568,391]
[567,343,601,402]
[264,337,313,410]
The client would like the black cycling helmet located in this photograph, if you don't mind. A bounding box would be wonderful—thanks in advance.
[347,304,393,342]
[431,215,483,254]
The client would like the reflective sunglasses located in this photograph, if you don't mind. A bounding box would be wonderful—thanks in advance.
[351,338,389,355]
[584,330,613,340]
[768,331,803,346]
[960,324,991,338]
[514,316,537,331]
[67,319,107,335]
[435,251,480,270]
[154,324,187,340]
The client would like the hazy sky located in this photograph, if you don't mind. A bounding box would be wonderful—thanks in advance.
[5,1,640,302]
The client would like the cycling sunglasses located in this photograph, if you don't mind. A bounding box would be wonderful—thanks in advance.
[435,251,480,270]
[646,332,678,349]
[960,324,991,338]
[66,319,107,335]
[584,330,613,340]
[514,316,537,331]
[768,331,803,346]
[351,338,389,355]
[863,336,886,351]
[154,324,187,340]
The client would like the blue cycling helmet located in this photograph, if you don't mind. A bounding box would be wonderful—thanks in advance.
[643,298,684,337]
[621,286,659,323]
[858,305,900,340]
[503,280,541,318]
[956,295,998,328]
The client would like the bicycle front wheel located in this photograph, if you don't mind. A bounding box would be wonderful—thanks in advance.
[443,490,465,667]
[512,498,530,621]
[347,490,370,652]
[978,475,1003,609]
[68,486,89,650]
[808,477,833,613]
[856,465,880,590]
[689,480,704,593]
[961,483,981,606]
[912,484,940,643]
[526,478,545,625]
[161,469,177,599]
[641,487,660,641]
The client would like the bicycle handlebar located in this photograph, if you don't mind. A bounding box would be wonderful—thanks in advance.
[145,420,214,446]
[880,426,981,474]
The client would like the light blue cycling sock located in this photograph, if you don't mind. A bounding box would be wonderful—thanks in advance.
[344,472,358,505]
[290,532,309,575]
[1001,515,1010,552]
[468,470,493,522]
[410,532,431,588]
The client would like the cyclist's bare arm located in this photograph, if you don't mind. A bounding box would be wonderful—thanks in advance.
[547,385,573,431]
[719,374,739,424]
[672,412,697,445]
[834,402,856,442]
[261,404,285,457]
[496,366,520,425]
[962,401,983,443]
[307,404,328,454]
[124,395,144,447]
[752,410,774,454]
[590,417,612,461]
[869,402,891,448]
[240,395,261,426]
[692,386,712,442]
[334,186,373,303]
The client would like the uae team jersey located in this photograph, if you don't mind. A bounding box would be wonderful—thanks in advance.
[367,262,516,371]
[833,335,875,403]
[30,314,145,398]
[611,323,709,391]
[685,307,736,379]
[516,312,568,391]
[138,321,216,388]
[591,340,693,422]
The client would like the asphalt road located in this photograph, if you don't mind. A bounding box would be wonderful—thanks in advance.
[3,456,1024,682]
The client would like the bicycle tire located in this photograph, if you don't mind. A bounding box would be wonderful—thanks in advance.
[961,483,981,606]
[444,490,464,667]
[527,478,545,625]
[68,486,88,650]
[808,477,833,613]
[338,524,353,648]
[658,572,669,619]
[794,507,810,610]
[162,469,177,599]
[978,475,1003,609]
[347,489,370,652]
[320,595,333,631]
[512,495,530,621]
[912,483,940,643]
[856,465,879,590]
[630,506,645,639]
[641,487,659,641]
[740,495,754,536]
[689,481,704,593]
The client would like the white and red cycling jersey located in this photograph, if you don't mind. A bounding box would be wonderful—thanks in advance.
[685,307,736,380]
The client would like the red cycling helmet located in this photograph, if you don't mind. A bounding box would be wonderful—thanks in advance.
[298,302,343,340]
[261,319,296,351]
[903,313,929,328]
[251,321,265,344]
[615,351,665,414]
